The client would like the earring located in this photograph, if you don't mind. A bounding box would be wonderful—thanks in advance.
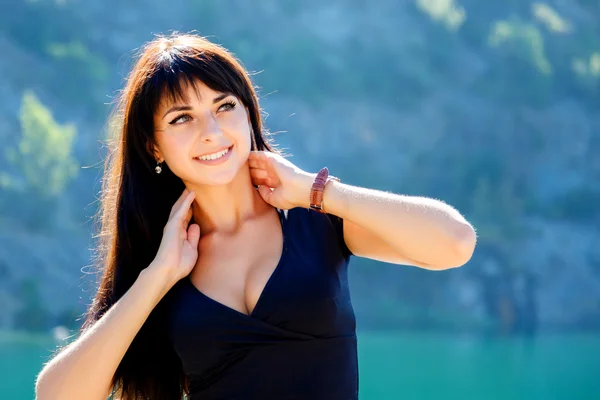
[155,161,163,174]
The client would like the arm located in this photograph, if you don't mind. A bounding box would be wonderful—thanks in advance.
[35,266,172,400]
[35,188,199,400]
[246,151,475,270]
[317,179,476,270]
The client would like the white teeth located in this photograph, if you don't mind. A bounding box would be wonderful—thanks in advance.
[197,147,230,161]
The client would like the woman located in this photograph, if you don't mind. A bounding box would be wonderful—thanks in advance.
[35,33,476,400]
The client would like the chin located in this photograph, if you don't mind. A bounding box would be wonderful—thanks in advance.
[198,166,243,187]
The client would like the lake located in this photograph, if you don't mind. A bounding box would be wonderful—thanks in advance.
[1,330,598,399]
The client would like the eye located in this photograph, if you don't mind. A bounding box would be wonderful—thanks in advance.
[169,113,192,125]
[218,100,237,112]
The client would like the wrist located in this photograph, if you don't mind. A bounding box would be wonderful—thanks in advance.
[142,262,176,298]
[294,172,317,209]
[308,167,340,214]
[320,177,340,215]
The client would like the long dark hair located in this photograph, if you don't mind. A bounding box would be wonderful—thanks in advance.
[82,33,279,399]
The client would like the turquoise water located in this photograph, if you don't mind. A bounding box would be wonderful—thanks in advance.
[357,331,600,400]
[2,330,599,399]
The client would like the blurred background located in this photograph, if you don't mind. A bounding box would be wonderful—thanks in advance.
[1,0,599,399]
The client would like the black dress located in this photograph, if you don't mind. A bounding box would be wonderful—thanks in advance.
[167,207,357,399]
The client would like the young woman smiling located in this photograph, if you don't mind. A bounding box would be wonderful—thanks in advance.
[35,33,476,400]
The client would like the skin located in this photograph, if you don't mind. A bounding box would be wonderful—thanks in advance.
[152,79,477,316]
[153,80,263,235]
[152,80,292,315]
[35,77,477,400]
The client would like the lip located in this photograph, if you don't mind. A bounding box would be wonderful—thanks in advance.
[193,145,233,166]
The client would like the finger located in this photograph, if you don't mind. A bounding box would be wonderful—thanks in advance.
[257,185,273,202]
[251,177,270,188]
[249,156,269,169]
[250,171,271,187]
[177,209,193,240]
[169,188,190,219]
[248,158,263,169]
[248,150,266,159]
[183,207,193,228]
[173,190,196,221]
[248,152,270,166]
[187,224,201,247]
[249,168,269,180]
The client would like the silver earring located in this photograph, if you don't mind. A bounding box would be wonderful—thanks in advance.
[155,161,162,174]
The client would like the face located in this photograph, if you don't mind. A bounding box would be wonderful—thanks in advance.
[152,79,252,186]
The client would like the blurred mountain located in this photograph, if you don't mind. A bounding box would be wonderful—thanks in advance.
[0,0,599,334]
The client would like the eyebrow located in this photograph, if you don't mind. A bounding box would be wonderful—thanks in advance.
[162,93,233,119]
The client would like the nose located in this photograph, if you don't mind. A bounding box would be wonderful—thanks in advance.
[195,112,223,143]
[199,122,223,147]
[198,113,224,143]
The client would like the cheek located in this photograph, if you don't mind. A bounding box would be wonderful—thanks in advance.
[226,114,252,148]
[156,134,194,172]
[231,131,251,166]
[160,129,195,150]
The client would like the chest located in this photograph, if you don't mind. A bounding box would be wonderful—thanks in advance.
[167,209,357,378]
[188,219,284,316]
[176,222,355,336]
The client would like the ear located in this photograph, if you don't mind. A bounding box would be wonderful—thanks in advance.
[146,141,163,163]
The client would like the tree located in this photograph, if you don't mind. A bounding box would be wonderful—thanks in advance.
[1,90,79,229]
[5,90,79,198]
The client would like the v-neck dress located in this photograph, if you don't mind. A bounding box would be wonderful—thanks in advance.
[167,207,357,399]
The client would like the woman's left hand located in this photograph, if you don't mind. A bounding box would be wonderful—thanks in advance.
[248,150,315,210]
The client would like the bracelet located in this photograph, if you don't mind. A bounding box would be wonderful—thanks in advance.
[309,167,340,214]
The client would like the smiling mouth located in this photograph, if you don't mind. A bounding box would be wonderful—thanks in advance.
[194,145,233,161]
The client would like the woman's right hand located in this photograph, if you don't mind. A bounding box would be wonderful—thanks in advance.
[150,188,200,288]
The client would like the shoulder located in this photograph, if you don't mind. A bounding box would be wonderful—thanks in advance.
[285,207,353,259]
[284,207,336,230]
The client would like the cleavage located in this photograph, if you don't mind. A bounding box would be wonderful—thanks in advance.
[188,209,284,316]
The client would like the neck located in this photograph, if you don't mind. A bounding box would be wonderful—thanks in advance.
[186,166,270,235]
